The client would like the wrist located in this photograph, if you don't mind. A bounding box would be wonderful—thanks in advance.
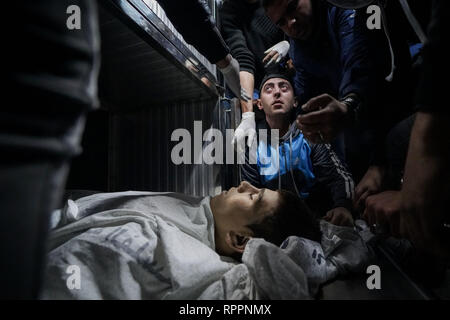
[241,111,255,119]
[240,99,253,112]
[340,94,361,125]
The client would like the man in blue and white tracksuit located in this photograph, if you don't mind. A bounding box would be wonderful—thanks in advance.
[241,71,355,226]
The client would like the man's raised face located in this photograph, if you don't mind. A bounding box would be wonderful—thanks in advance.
[265,0,313,40]
[258,77,297,118]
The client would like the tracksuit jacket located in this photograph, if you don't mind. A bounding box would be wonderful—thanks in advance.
[241,120,354,212]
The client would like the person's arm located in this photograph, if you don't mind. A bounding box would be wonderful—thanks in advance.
[239,71,254,113]
[364,1,450,258]
[220,2,257,147]
[353,165,385,213]
[220,1,256,86]
[220,1,255,108]
[400,113,450,258]
[296,9,370,143]
[156,0,247,100]
[310,143,354,211]
[336,8,371,105]
[157,0,229,64]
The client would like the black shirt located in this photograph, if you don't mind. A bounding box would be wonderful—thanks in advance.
[6,0,100,110]
[415,0,449,114]
[220,0,284,89]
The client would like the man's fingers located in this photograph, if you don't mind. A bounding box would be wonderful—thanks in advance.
[297,109,329,125]
[330,213,341,225]
[262,50,276,63]
[354,184,367,201]
[264,46,276,55]
[264,52,280,67]
[363,202,375,226]
[324,211,333,221]
[231,133,239,146]
[247,130,257,148]
[296,120,324,133]
[353,185,367,206]
[354,189,371,212]
[302,94,332,113]
[333,212,347,226]
[364,195,378,226]
[232,128,244,146]
[343,216,355,227]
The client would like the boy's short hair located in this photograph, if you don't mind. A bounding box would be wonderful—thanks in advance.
[247,189,322,246]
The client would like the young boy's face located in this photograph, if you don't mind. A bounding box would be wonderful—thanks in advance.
[258,77,297,118]
[212,181,279,234]
[265,0,314,40]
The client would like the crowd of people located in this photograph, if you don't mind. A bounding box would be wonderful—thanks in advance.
[1,0,448,299]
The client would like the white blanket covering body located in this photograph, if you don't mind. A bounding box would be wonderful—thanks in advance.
[42,191,370,299]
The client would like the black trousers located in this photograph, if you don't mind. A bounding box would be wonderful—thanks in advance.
[1,0,99,299]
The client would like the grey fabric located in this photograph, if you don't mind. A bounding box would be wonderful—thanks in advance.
[242,220,372,299]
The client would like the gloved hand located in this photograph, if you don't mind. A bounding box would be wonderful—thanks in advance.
[263,40,290,67]
[232,112,257,155]
[218,56,250,102]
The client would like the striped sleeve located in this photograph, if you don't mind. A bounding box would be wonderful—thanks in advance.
[310,143,354,210]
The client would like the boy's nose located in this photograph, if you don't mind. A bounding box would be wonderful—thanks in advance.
[238,181,258,193]
[237,181,248,192]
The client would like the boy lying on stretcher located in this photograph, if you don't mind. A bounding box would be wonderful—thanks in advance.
[42,181,368,299]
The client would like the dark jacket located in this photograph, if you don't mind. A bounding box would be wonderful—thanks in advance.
[415,0,449,114]
[158,0,229,64]
[290,1,371,107]
[241,120,354,212]
[219,0,284,89]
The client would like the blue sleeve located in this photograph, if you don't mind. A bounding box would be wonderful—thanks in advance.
[334,9,372,100]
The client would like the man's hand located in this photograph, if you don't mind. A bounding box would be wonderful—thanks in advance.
[232,112,257,155]
[263,40,290,67]
[217,54,251,102]
[398,112,450,259]
[399,194,449,260]
[296,93,348,143]
[353,166,385,213]
[324,207,354,227]
[363,191,402,236]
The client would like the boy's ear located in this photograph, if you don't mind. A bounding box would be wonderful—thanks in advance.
[256,98,264,111]
[225,231,252,254]
[293,97,298,108]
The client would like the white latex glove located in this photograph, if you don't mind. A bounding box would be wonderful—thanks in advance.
[218,56,251,102]
[232,112,257,154]
[263,40,290,67]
